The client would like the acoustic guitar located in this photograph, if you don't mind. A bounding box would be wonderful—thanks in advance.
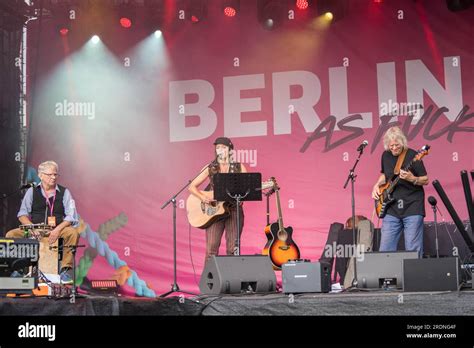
[375,145,430,218]
[186,180,274,229]
[262,177,300,270]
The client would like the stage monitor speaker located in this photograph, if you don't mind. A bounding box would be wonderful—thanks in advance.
[282,261,331,293]
[403,257,460,292]
[199,255,276,295]
[356,251,418,289]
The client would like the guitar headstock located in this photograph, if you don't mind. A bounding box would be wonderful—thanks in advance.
[415,145,430,161]
[269,177,280,191]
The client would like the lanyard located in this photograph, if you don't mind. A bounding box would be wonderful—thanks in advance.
[45,190,57,217]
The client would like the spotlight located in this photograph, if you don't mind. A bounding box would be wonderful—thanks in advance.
[317,0,347,21]
[188,0,208,23]
[154,30,162,38]
[91,35,100,44]
[119,17,132,28]
[224,7,236,17]
[54,8,72,37]
[58,27,69,36]
[296,0,309,10]
[222,0,240,17]
[258,0,286,30]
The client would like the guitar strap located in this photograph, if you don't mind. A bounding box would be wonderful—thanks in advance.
[394,148,408,175]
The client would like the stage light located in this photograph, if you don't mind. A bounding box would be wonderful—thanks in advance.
[296,0,309,10]
[120,17,132,28]
[317,0,346,22]
[188,0,208,23]
[91,35,100,44]
[154,30,162,38]
[55,9,72,37]
[224,7,236,17]
[258,0,286,30]
[265,18,274,29]
[59,27,69,36]
[222,0,240,17]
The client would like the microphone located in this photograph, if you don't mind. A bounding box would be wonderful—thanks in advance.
[428,196,437,207]
[356,140,369,152]
[20,182,36,190]
[216,148,225,160]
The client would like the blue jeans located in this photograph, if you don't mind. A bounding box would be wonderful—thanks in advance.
[380,214,424,257]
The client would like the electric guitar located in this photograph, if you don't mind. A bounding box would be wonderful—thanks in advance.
[375,145,430,218]
[186,180,274,229]
[262,177,300,270]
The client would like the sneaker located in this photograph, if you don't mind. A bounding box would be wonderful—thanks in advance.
[10,270,23,278]
[60,269,73,284]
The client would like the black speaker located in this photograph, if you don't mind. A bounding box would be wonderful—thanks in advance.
[199,255,276,295]
[403,257,460,292]
[282,261,331,293]
[356,251,418,289]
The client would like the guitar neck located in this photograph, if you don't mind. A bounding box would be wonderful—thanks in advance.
[388,157,419,193]
[275,189,284,230]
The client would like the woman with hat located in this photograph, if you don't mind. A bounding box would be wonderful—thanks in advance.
[189,137,247,261]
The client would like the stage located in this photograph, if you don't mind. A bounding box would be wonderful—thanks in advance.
[1,289,473,316]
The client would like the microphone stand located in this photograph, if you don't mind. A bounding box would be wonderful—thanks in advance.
[430,203,440,258]
[51,243,86,299]
[226,189,250,256]
[159,159,216,298]
[343,146,366,289]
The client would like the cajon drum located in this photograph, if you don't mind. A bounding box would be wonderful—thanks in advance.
[39,237,59,275]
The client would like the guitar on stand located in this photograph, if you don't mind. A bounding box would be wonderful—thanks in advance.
[262,177,300,270]
[375,145,430,218]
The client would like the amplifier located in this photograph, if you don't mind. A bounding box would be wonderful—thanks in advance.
[403,257,460,292]
[0,277,36,294]
[282,261,331,293]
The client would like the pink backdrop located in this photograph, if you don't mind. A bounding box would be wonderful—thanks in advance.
[27,0,473,295]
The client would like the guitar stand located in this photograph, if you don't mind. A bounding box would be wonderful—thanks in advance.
[264,187,276,226]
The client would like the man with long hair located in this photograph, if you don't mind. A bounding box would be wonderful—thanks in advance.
[371,127,429,256]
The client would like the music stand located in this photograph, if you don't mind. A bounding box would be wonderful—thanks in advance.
[213,173,262,255]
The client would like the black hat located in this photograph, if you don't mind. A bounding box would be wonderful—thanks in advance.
[213,137,233,149]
